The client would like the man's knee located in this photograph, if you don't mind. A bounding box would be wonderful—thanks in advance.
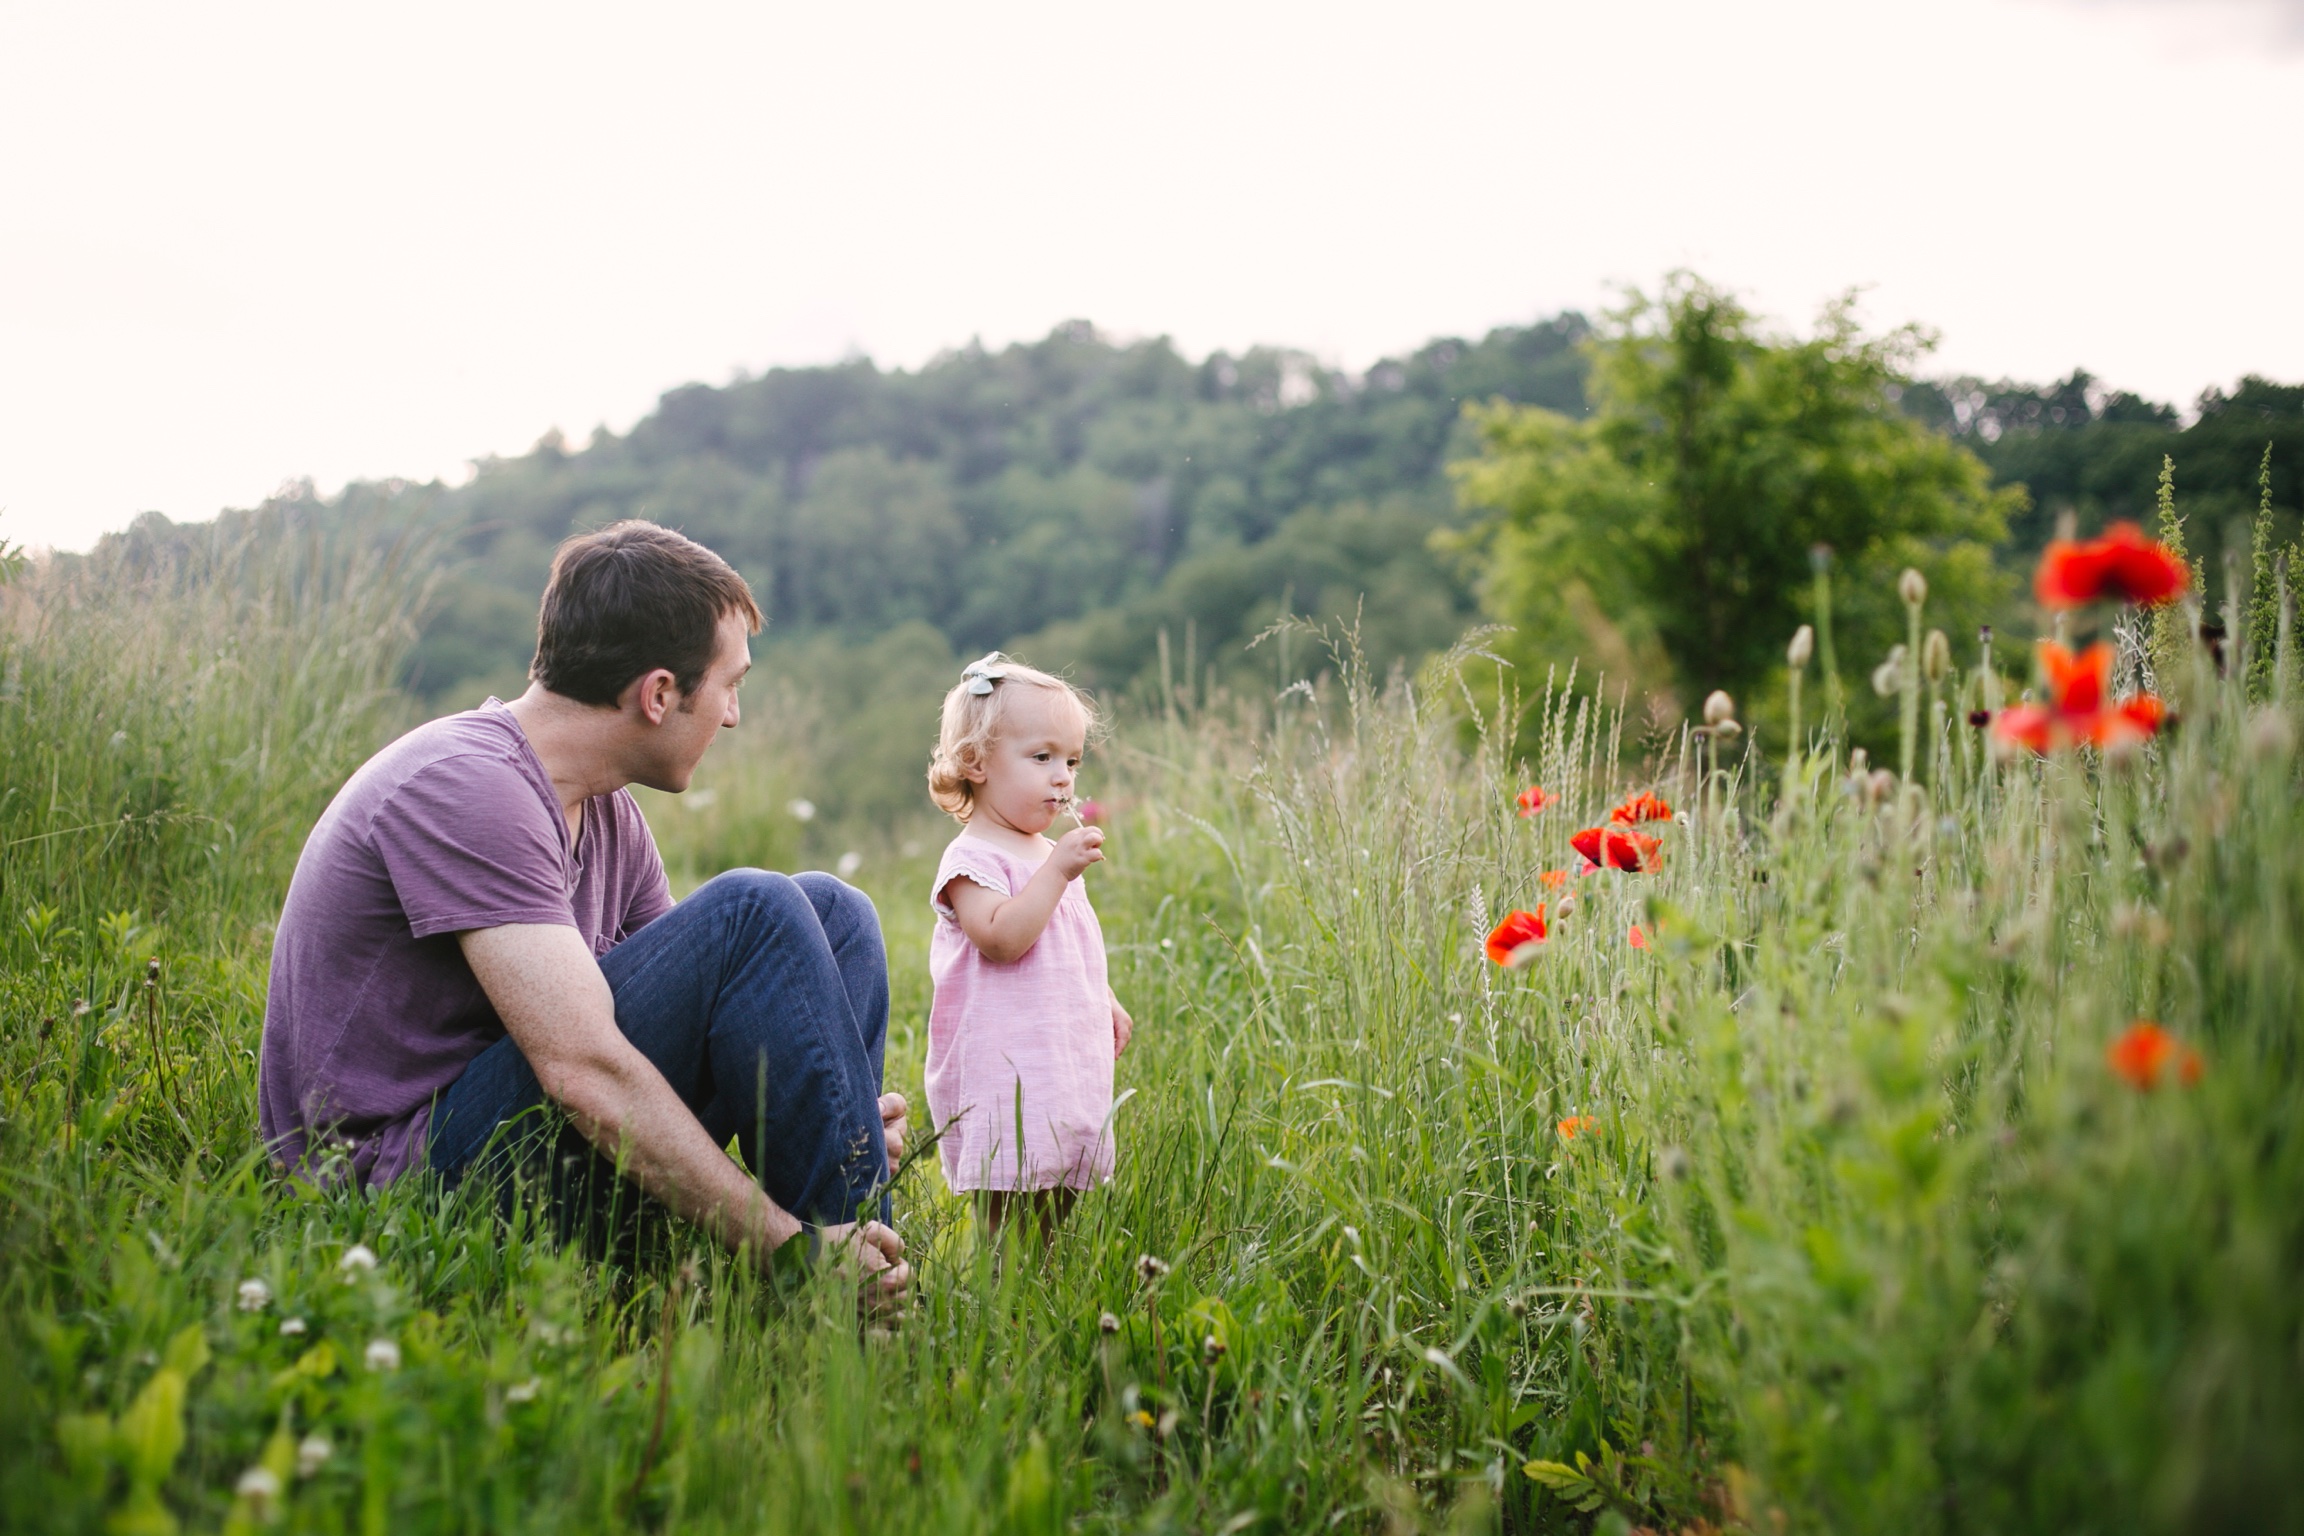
[793,870,882,952]
[691,867,810,930]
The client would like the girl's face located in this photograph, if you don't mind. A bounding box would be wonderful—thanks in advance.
[967,687,1086,837]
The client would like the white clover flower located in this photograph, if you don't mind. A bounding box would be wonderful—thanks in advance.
[835,850,862,879]
[338,1243,378,1275]
[235,1464,282,1517]
[278,1316,307,1337]
[236,1278,273,1312]
[364,1338,401,1372]
[505,1377,542,1404]
[296,1434,333,1478]
[787,798,817,822]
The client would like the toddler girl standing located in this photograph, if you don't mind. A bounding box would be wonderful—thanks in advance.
[924,653,1134,1231]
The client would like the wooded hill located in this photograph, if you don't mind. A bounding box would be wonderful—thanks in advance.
[115,317,2302,716]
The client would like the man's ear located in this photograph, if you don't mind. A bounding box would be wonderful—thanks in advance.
[626,667,681,726]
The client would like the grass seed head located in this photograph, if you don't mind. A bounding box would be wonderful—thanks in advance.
[235,1465,282,1519]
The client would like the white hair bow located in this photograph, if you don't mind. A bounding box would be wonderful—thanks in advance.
[962,652,1009,696]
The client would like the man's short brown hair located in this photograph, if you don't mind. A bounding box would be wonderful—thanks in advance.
[530,522,763,707]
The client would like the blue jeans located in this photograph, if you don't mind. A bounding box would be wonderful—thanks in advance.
[428,869,891,1235]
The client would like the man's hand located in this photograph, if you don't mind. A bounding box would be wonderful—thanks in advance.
[879,1092,908,1167]
[816,1219,910,1322]
[1111,991,1135,1057]
[1049,824,1106,880]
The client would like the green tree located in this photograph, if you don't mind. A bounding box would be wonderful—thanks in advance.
[1454,274,2019,737]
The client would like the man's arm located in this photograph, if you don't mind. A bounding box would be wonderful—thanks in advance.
[458,924,907,1308]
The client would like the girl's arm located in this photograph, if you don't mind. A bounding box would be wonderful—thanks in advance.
[944,826,1103,963]
[1110,989,1134,1056]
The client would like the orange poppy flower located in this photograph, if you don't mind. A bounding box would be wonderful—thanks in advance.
[1485,907,1548,967]
[1516,785,1559,817]
[1991,641,2169,754]
[2035,522,2189,608]
[1608,791,1673,825]
[1557,1114,1598,1141]
[1627,924,1649,950]
[1570,826,1662,872]
[2105,1021,2203,1090]
[1538,869,1570,889]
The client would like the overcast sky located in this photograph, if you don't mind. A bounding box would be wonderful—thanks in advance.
[3,0,2300,552]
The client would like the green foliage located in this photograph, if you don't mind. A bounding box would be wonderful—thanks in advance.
[1908,372,2304,620]
[1456,274,2018,742]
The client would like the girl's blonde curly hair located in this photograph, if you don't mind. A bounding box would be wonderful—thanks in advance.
[927,654,1101,822]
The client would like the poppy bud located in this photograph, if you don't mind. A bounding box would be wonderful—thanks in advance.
[1967,709,1992,728]
[1711,718,1742,744]
[1866,768,1898,805]
[1899,568,1928,606]
[1922,629,1951,683]
[1848,748,1868,773]
[1703,690,1736,726]
[1787,625,1814,669]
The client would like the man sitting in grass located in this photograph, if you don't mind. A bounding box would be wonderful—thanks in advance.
[258,520,908,1315]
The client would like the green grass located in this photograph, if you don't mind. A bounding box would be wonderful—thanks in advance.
[3,524,2300,1533]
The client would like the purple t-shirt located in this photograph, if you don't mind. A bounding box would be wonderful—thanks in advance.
[259,700,673,1185]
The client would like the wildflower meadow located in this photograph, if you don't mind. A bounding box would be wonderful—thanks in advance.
[3,504,2302,1534]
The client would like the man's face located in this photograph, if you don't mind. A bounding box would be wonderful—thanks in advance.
[637,609,751,793]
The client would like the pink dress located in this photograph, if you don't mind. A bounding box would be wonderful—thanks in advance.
[926,835,1115,1192]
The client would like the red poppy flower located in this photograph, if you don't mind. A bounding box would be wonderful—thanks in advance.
[2036,522,2189,609]
[1991,641,2169,754]
[1516,785,1559,817]
[2105,1021,2203,1090]
[1570,826,1662,872]
[1608,791,1673,825]
[1627,924,1649,950]
[1538,869,1570,890]
[1485,907,1548,967]
[1557,1114,1598,1141]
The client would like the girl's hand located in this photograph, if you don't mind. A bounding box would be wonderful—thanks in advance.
[1050,825,1105,880]
[1111,992,1135,1057]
